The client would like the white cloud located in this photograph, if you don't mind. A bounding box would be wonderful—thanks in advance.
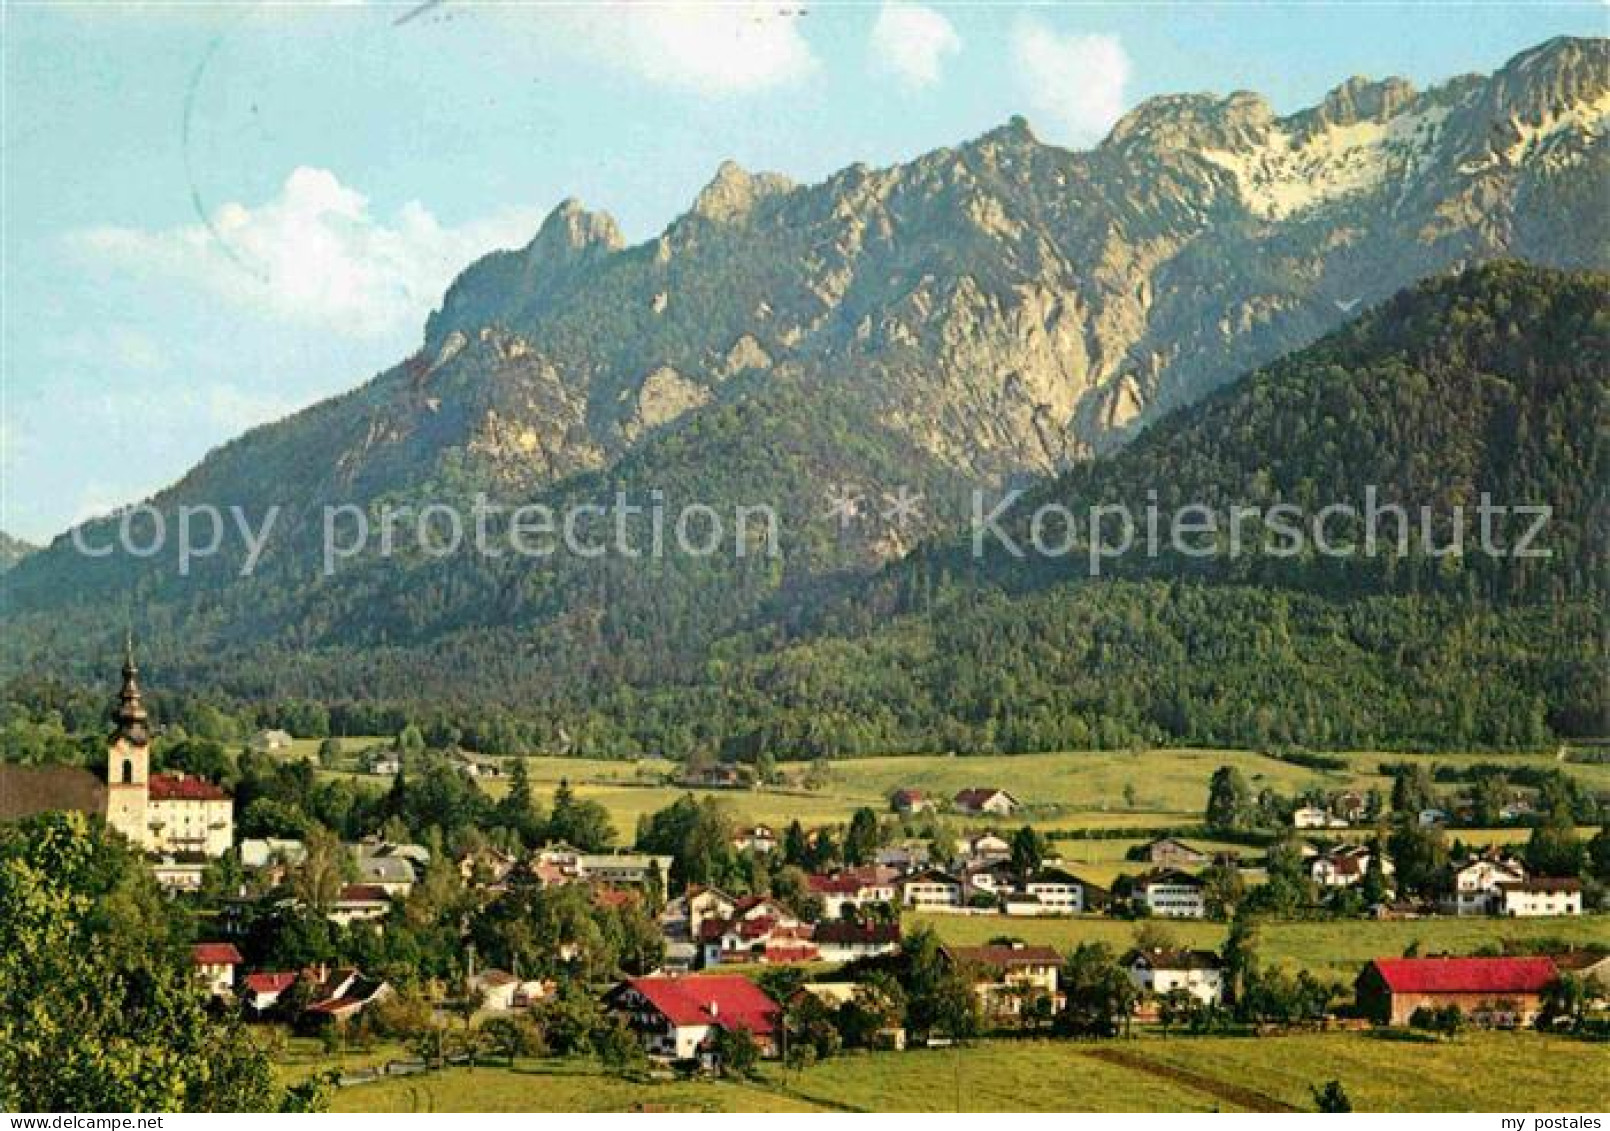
[69,168,541,338]
[1011,21,1131,146]
[552,2,817,95]
[869,2,961,91]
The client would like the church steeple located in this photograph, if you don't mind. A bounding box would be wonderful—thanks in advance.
[112,633,150,746]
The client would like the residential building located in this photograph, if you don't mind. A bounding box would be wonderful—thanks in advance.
[352,851,418,896]
[890,789,932,815]
[732,825,778,854]
[149,855,208,891]
[1021,867,1097,914]
[576,852,674,887]
[1135,869,1207,918]
[1445,855,1527,916]
[1138,838,1210,868]
[899,868,964,910]
[327,883,392,926]
[960,832,1011,863]
[943,943,1061,1017]
[249,729,293,753]
[1354,957,1558,1027]
[1293,804,1347,830]
[794,983,905,1048]
[241,837,307,871]
[953,788,1020,817]
[305,968,393,1025]
[1499,879,1583,917]
[1123,948,1225,1006]
[607,975,780,1063]
[242,972,299,1013]
[808,869,897,918]
[191,943,243,998]
[814,921,901,963]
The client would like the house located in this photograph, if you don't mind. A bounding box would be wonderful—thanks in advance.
[1331,791,1368,824]
[305,968,393,1025]
[678,764,744,789]
[1499,799,1537,823]
[191,943,243,998]
[249,729,294,753]
[1123,948,1225,1006]
[890,789,932,815]
[953,788,1020,817]
[1309,844,1385,889]
[149,854,209,891]
[241,837,307,871]
[1137,838,1210,868]
[607,975,780,1063]
[960,831,1011,863]
[662,886,739,942]
[1292,804,1347,830]
[793,983,905,1048]
[452,751,504,779]
[698,896,812,966]
[575,852,674,887]
[242,971,299,1013]
[327,883,392,926]
[469,968,551,1012]
[899,868,964,910]
[943,943,1061,1017]
[813,921,902,963]
[352,852,418,896]
[1354,957,1558,1027]
[1498,879,1583,917]
[962,860,1016,903]
[457,845,518,886]
[1418,808,1449,827]
[808,869,897,918]
[1135,869,1207,918]
[1021,867,1098,914]
[732,825,778,854]
[1445,854,1528,916]
[876,843,931,870]
[1550,950,1610,1000]
[369,755,401,776]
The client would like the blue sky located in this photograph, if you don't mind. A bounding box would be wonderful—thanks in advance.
[2,1,1603,542]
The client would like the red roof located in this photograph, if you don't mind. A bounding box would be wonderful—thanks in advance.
[244,972,298,995]
[944,944,1062,971]
[191,943,243,966]
[625,975,779,1035]
[808,874,864,895]
[1367,957,1557,994]
[150,773,230,802]
[338,883,391,903]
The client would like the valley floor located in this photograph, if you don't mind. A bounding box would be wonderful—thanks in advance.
[324,1032,1610,1113]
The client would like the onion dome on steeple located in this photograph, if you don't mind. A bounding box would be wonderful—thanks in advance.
[112,633,150,746]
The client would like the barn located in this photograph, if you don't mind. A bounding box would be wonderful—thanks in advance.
[1354,956,1558,1026]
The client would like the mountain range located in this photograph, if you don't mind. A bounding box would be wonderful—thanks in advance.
[2,36,1606,755]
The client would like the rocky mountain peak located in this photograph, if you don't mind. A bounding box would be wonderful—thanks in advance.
[1300,75,1419,132]
[528,197,625,263]
[1103,90,1276,155]
[690,160,796,222]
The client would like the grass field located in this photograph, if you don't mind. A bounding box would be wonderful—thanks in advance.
[324,1032,1610,1112]
[910,913,1610,982]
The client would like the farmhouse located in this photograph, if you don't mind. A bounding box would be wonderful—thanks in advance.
[953,788,1020,817]
[190,942,243,998]
[1123,948,1225,1006]
[1292,804,1348,830]
[1498,878,1583,917]
[607,975,780,1063]
[1135,869,1207,918]
[1354,957,1558,1026]
[1137,838,1210,868]
[305,968,393,1025]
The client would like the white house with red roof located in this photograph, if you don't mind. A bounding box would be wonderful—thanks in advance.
[698,897,816,966]
[190,942,243,998]
[242,971,299,1013]
[607,975,780,1062]
[807,868,897,918]
[953,788,1020,817]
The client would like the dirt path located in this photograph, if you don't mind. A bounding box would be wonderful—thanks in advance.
[1081,1048,1302,1113]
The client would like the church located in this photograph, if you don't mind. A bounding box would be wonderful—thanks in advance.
[0,642,234,859]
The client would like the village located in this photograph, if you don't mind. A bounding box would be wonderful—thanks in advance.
[2,650,1606,1111]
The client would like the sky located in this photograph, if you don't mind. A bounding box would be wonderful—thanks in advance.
[2,1,1604,543]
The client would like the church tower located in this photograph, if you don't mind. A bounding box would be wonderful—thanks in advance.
[105,636,151,850]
